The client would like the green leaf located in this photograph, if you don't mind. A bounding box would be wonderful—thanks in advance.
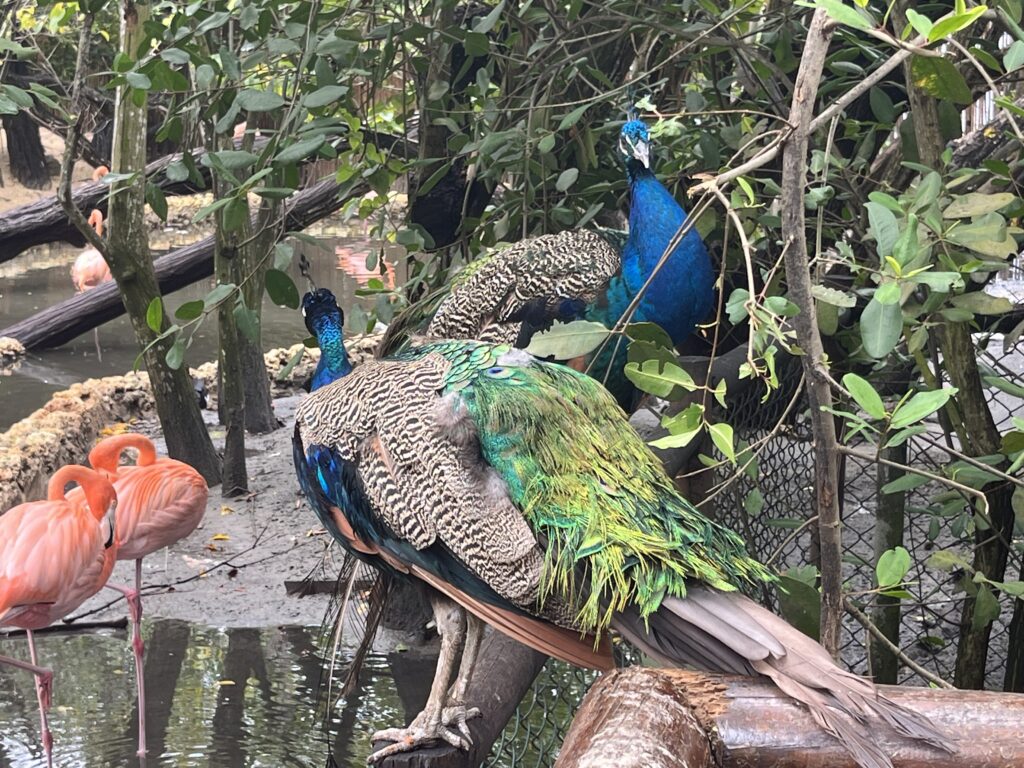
[777,573,821,640]
[537,134,556,154]
[651,404,704,449]
[927,7,988,42]
[236,89,285,112]
[869,87,896,123]
[743,488,764,516]
[125,72,152,90]
[950,292,1014,315]
[812,284,856,308]
[472,0,505,33]
[305,85,349,108]
[624,358,697,400]
[860,296,902,358]
[555,168,579,192]
[909,271,963,291]
[865,201,899,258]
[558,103,589,131]
[927,549,972,572]
[880,471,930,494]
[1005,40,1024,71]
[525,320,610,359]
[905,8,933,36]
[874,281,901,305]
[808,0,872,30]
[985,374,1024,398]
[146,297,163,333]
[876,546,911,587]
[204,283,236,309]
[943,192,1016,218]
[265,269,300,309]
[842,373,886,419]
[625,323,674,349]
[275,136,326,164]
[911,56,972,104]
[972,583,1002,630]
[233,302,260,343]
[166,159,189,183]
[890,387,956,429]
[165,339,185,370]
[276,345,306,381]
[708,422,736,463]
[210,150,258,171]
[175,300,205,321]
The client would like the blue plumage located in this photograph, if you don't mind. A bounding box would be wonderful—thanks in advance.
[302,288,352,390]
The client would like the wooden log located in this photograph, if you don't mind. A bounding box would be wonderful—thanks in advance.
[0,177,369,350]
[555,667,1024,768]
[0,130,414,261]
[373,630,547,768]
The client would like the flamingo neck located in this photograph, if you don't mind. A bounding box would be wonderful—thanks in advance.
[48,465,114,521]
[89,434,158,475]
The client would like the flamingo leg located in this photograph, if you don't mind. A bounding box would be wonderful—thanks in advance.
[25,630,54,768]
[131,557,148,757]
[103,559,148,757]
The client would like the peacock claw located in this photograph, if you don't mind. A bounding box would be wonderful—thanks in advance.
[441,704,481,740]
[368,720,471,763]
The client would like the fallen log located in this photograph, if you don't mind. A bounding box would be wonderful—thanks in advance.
[0,129,414,261]
[0,176,369,350]
[374,630,547,768]
[555,667,1024,768]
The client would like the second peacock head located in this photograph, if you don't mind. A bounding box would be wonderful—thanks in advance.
[619,119,651,169]
[302,288,345,338]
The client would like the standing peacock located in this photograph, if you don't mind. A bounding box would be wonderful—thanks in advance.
[294,295,952,768]
[378,114,715,407]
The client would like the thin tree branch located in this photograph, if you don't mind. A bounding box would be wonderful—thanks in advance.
[780,8,843,658]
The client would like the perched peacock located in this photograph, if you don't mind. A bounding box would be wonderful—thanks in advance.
[378,115,715,407]
[295,289,951,768]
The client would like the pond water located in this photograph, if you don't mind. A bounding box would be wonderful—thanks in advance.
[0,228,401,431]
[0,620,436,767]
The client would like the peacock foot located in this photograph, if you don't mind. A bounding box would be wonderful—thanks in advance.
[367,705,480,763]
[440,704,481,741]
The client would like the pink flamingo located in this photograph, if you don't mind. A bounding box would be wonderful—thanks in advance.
[0,464,118,768]
[70,167,113,293]
[86,433,209,758]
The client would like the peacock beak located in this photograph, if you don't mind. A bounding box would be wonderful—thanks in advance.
[633,139,650,168]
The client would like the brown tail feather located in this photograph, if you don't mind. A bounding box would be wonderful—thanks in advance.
[408,563,614,671]
[611,584,955,768]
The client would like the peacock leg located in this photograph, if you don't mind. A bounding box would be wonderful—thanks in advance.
[441,613,484,740]
[368,595,468,763]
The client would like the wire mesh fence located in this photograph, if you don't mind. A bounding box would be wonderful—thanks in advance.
[484,331,1024,767]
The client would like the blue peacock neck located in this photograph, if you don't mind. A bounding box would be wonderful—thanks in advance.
[621,159,714,346]
[311,314,352,390]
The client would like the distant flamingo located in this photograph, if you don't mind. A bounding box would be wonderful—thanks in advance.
[86,433,209,758]
[335,244,396,288]
[0,464,118,768]
[70,166,113,293]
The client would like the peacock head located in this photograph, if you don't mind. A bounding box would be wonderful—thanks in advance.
[619,119,651,169]
[302,288,344,338]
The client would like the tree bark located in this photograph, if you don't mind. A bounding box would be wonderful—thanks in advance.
[556,667,1024,768]
[212,135,247,497]
[103,0,221,485]
[236,109,279,434]
[779,9,842,658]
[2,60,50,189]
[871,440,908,684]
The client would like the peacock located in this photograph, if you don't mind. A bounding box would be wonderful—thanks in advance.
[294,290,952,768]
[378,114,715,407]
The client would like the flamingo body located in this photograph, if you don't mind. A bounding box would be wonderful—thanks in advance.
[70,247,113,292]
[82,433,208,758]
[0,464,117,767]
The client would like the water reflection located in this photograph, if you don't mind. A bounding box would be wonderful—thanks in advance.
[0,234,402,430]
[0,620,432,768]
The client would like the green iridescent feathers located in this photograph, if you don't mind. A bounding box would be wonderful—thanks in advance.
[404,340,774,633]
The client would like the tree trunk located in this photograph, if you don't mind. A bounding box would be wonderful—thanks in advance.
[106,0,221,485]
[779,10,843,658]
[213,139,247,496]
[870,440,907,684]
[895,3,1015,689]
[237,109,279,434]
[2,59,50,189]
[1005,574,1024,691]
[556,667,1024,768]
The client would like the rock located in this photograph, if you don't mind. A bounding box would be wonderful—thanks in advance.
[0,336,25,362]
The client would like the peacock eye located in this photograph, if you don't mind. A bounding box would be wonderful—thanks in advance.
[486,366,504,375]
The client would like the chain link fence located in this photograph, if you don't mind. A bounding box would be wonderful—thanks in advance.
[485,330,1024,767]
